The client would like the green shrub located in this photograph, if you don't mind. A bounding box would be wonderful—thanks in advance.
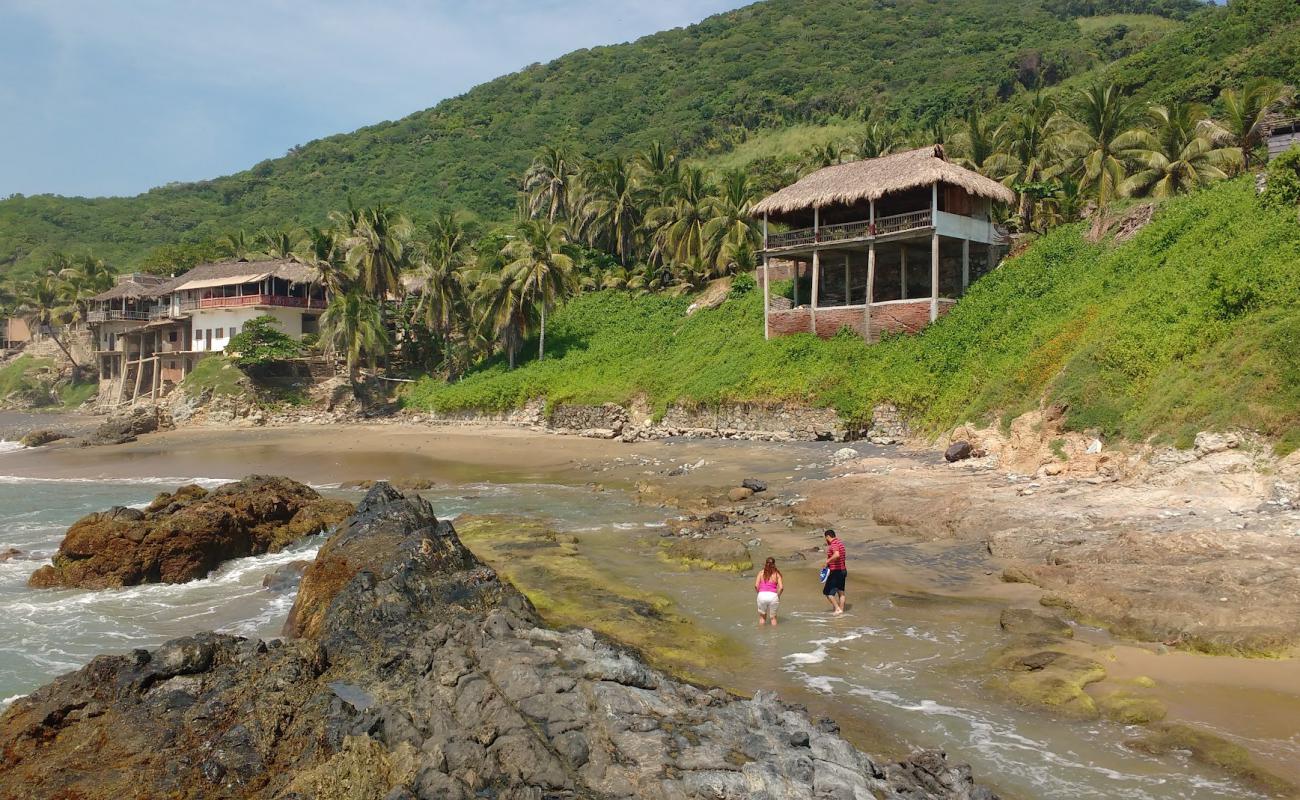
[1262,146,1300,211]
[729,273,756,297]
[225,315,303,368]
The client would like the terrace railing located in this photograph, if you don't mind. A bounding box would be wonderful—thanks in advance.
[765,209,933,250]
[87,309,150,323]
[179,294,327,311]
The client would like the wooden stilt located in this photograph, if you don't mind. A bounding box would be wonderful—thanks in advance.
[866,241,876,342]
[962,238,970,294]
[930,183,940,322]
[901,246,908,300]
[762,213,770,341]
[810,207,820,334]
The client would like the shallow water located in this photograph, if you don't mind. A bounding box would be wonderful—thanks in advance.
[0,447,1288,798]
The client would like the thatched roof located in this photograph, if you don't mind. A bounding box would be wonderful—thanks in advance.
[751,145,1015,218]
[152,259,321,296]
[91,274,170,302]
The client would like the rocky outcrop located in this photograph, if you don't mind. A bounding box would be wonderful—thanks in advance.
[27,476,354,589]
[17,428,69,447]
[81,405,169,446]
[0,484,995,800]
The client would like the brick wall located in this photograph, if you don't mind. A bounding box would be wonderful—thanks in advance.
[767,299,956,341]
[755,259,797,289]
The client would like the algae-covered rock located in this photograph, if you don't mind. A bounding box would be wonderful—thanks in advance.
[1097,691,1167,724]
[999,608,1073,638]
[660,535,752,572]
[988,648,1106,719]
[18,428,68,448]
[1127,723,1296,796]
[28,475,353,590]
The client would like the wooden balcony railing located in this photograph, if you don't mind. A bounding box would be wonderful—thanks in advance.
[180,294,327,311]
[765,209,933,250]
[87,309,150,322]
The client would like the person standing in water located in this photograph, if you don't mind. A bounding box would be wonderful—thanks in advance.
[822,529,847,615]
[754,557,784,626]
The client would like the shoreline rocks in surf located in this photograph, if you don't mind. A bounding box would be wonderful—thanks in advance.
[0,483,996,800]
[27,475,354,590]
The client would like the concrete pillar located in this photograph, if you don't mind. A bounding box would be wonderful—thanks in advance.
[930,183,940,322]
[810,207,820,333]
[762,213,770,341]
[865,242,876,342]
[901,247,908,300]
[962,238,970,294]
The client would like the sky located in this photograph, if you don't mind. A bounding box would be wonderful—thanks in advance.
[0,0,746,199]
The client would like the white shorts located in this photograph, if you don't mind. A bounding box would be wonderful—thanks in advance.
[757,591,780,615]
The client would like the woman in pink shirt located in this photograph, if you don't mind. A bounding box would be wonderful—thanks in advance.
[754,557,784,626]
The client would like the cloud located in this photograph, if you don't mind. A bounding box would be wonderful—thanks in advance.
[0,0,743,197]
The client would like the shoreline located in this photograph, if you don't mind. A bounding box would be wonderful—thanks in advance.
[4,418,1299,793]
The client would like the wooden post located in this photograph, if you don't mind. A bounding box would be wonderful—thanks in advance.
[865,199,875,341]
[810,207,820,334]
[762,213,770,340]
[843,254,850,307]
[900,246,908,300]
[131,341,145,403]
[793,262,799,307]
[961,238,970,294]
[930,183,940,322]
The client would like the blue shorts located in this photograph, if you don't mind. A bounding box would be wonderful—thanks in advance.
[823,569,846,595]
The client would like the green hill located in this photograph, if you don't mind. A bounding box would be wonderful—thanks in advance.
[405,177,1300,451]
[11,0,1296,278]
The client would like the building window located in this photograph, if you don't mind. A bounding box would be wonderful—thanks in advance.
[168,331,178,342]
[167,360,176,370]
[216,328,224,338]
[229,326,238,337]
[194,329,203,341]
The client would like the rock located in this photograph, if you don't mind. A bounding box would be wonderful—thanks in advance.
[999,608,1073,638]
[1041,462,1064,476]
[1097,691,1166,724]
[1086,438,1103,455]
[0,547,21,562]
[340,478,436,492]
[82,406,168,447]
[741,478,768,493]
[27,475,354,590]
[832,447,860,462]
[0,485,995,800]
[727,487,753,502]
[261,559,312,593]
[944,441,973,462]
[1193,431,1239,457]
[660,536,752,572]
[989,647,1106,719]
[17,429,68,448]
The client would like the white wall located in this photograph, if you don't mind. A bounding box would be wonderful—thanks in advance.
[187,306,307,352]
[935,210,997,244]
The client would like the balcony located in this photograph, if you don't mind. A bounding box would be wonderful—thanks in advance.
[765,209,933,251]
[180,294,328,311]
[87,309,150,323]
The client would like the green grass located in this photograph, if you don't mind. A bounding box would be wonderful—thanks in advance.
[57,381,98,409]
[0,356,54,399]
[180,356,250,399]
[407,177,1300,445]
[692,120,865,173]
[1076,13,1181,33]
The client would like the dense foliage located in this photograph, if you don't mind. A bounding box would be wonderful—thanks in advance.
[10,0,1300,278]
[224,315,304,369]
[406,178,1300,452]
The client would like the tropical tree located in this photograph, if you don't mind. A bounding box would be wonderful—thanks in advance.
[856,120,902,160]
[1057,83,1146,208]
[335,203,412,300]
[258,228,304,260]
[1199,78,1295,168]
[950,107,1003,175]
[57,254,115,321]
[582,156,647,265]
[319,290,388,383]
[295,225,352,296]
[414,210,474,372]
[501,218,577,361]
[217,230,255,261]
[801,141,844,173]
[523,145,578,222]
[1119,104,1243,198]
[702,169,761,269]
[18,273,81,376]
[990,90,1062,231]
[476,269,529,369]
[648,165,714,267]
[635,141,681,206]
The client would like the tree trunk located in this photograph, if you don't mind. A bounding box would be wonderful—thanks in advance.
[538,303,546,361]
[52,330,82,383]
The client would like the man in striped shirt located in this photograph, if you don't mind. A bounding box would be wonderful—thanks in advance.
[822,529,847,615]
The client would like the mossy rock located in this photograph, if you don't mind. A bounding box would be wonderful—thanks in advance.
[999,608,1073,638]
[1126,723,1297,796]
[988,648,1107,720]
[455,514,743,681]
[1097,691,1166,724]
[1131,675,1157,688]
[659,536,752,572]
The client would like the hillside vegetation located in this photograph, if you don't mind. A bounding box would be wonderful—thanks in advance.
[406,177,1300,451]
[11,0,1294,277]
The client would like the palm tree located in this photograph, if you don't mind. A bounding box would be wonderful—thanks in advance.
[582,156,647,265]
[856,120,901,160]
[320,290,388,383]
[801,141,844,174]
[258,228,304,260]
[415,210,473,372]
[702,169,760,270]
[1119,104,1243,198]
[217,230,255,261]
[951,107,1002,175]
[523,145,578,222]
[295,226,353,296]
[501,218,577,361]
[476,269,529,369]
[636,141,681,206]
[1199,78,1295,169]
[1057,83,1146,208]
[336,203,412,300]
[648,165,714,267]
[990,90,1061,231]
[19,273,81,376]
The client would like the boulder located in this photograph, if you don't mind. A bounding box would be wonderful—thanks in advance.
[82,406,167,447]
[0,547,20,562]
[0,485,995,799]
[944,441,973,463]
[999,608,1073,638]
[741,478,768,493]
[261,559,312,593]
[18,429,68,448]
[727,487,753,502]
[27,475,354,589]
[660,536,752,571]
[832,447,860,462]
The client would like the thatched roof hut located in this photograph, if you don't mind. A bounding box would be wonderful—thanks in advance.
[90,274,170,303]
[153,259,321,295]
[751,145,1015,223]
